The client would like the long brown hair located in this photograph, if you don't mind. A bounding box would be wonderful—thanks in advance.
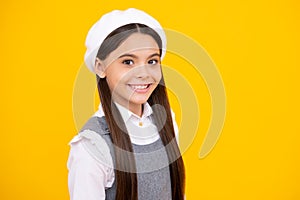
[96,23,185,200]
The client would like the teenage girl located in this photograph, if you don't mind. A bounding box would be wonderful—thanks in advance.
[67,8,185,200]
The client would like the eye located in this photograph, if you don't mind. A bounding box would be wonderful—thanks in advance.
[122,59,134,65]
[148,59,158,65]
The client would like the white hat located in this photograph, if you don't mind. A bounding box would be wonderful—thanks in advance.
[84,8,167,73]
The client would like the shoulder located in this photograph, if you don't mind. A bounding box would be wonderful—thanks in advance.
[67,133,115,195]
[68,130,114,169]
[80,116,110,135]
[68,116,113,169]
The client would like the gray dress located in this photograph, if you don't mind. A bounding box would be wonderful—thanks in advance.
[80,116,172,200]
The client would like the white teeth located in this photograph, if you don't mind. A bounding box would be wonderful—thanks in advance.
[130,85,148,90]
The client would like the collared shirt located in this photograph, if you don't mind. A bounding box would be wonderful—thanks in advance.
[67,102,179,200]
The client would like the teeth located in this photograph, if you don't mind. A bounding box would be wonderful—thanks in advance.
[130,85,148,90]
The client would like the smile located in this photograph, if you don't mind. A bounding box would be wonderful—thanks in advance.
[128,84,151,91]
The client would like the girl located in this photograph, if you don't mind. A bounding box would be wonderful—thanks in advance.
[67,8,185,200]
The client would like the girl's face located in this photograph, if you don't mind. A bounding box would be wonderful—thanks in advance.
[95,33,162,115]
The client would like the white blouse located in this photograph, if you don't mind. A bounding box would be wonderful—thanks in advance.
[67,103,179,200]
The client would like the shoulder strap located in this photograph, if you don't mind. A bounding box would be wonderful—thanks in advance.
[80,116,110,135]
[79,116,116,168]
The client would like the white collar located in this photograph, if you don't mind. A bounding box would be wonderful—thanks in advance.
[93,102,159,145]
[114,102,153,122]
[94,102,153,120]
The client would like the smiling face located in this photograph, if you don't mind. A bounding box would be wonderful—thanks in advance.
[95,33,162,116]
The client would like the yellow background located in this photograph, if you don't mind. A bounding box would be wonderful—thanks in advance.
[1,0,299,199]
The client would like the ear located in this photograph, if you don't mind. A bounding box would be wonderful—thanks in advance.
[94,57,106,78]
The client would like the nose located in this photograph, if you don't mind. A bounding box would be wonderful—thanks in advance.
[134,64,150,79]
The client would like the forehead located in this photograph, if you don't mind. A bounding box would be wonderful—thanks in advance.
[108,33,160,58]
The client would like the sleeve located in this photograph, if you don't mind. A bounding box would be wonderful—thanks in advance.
[170,109,180,145]
[67,135,114,200]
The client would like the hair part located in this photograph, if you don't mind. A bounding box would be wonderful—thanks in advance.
[97,23,162,61]
[96,23,185,200]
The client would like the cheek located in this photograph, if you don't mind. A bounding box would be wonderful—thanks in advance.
[106,68,129,90]
[152,67,162,82]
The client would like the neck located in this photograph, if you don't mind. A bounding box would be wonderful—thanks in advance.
[128,103,143,117]
[113,99,143,117]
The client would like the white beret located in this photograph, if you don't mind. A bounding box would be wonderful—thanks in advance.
[84,8,167,73]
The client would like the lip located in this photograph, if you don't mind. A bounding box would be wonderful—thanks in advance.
[128,83,152,93]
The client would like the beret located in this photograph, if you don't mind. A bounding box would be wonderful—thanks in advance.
[84,8,167,73]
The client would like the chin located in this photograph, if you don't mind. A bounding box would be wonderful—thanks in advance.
[129,97,149,105]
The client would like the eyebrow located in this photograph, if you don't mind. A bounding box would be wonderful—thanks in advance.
[118,53,161,59]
